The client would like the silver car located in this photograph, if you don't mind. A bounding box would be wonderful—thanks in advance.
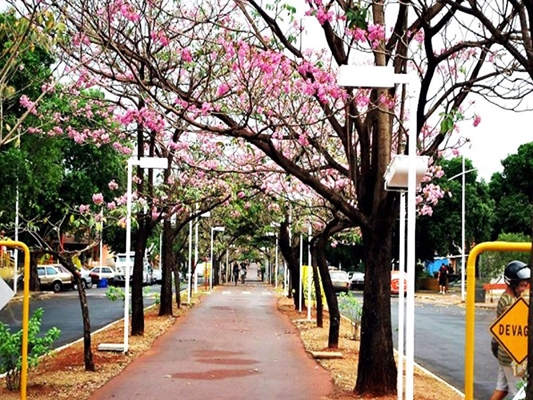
[329,270,350,294]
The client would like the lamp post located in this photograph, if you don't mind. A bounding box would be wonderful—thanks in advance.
[299,233,303,313]
[338,65,424,400]
[210,226,225,291]
[447,156,476,302]
[187,218,193,303]
[124,156,168,353]
[307,223,312,321]
[194,210,210,293]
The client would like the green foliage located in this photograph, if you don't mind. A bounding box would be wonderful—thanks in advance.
[105,285,126,302]
[479,232,532,280]
[416,157,495,260]
[338,292,362,323]
[489,142,533,238]
[346,5,369,30]
[0,307,60,391]
[439,109,464,134]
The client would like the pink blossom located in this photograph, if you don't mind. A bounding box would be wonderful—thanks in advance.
[181,48,192,62]
[108,180,119,190]
[107,202,116,210]
[473,115,481,127]
[413,29,424,44]
[92,193,104,205]
[217,83,230,97]
[117,217,127,229]
[79,204,90,214]
[19,95,37,115]
[237,191,245,198]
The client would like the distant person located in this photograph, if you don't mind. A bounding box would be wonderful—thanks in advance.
[232,263,240,285]
[240,262,247,283]
[489,260,530,400]
[437,263,449,294]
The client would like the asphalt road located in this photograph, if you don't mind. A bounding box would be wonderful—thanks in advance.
[390,297,496,400]
[0,285,159,349]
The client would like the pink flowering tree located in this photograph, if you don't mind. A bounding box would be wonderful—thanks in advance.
[9,0,526,395]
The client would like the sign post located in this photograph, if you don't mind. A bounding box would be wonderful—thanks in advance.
[490,296,529,365]
[0,275,15,311]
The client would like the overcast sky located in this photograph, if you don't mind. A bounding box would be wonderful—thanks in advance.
[460,99,533,182]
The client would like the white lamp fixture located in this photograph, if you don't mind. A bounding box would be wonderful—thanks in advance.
[99,156,168,354]
[338,64,420,400]
[384,155,429,191]
[210,226,225,291]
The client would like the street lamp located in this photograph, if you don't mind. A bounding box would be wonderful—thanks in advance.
[194,210,210,293]
[447,155,476,302]
[210,226,225,291]
[338,65,423,400]
[97,156,168,354]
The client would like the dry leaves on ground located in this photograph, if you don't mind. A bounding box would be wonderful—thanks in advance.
[0,291,464,400]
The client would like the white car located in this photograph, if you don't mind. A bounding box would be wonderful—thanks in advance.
[350,271,365,290]
[89,266,116,284]
[73,267,93,289]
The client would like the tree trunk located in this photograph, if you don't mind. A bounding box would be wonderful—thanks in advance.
[310,245,323,328]
[56,254,95,371]
[74,274,95,371]
[131,220,148,336]
[355,221,397,395]
[159,219,174,316]
[278,220,302,309]
[173,266,181,307]
[315,231,340,348]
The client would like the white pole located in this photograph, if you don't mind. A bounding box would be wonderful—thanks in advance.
[307,224,312,321]
[123,159,133,353]
[187,219,192,303]
[397,192,406,400]
[274,234,279,289]
[13,186,19,293]
[299,233,303,313]
[461,155,466,302]
[99,208,104,266]
[209,227,214,291]
[225,249,229,283]
[194,214,199,293]
[405,77,417,400]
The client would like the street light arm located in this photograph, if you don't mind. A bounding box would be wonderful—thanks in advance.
[447,168,477,181]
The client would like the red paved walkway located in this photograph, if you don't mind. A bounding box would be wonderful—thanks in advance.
[90,280,333,400]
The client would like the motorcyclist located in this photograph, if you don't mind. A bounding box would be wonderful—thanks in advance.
[490,260,530,400]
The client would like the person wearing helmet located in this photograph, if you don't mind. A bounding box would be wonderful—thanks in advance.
[490,260,530,400]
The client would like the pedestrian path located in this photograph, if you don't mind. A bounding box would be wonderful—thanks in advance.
[89,281,333,400]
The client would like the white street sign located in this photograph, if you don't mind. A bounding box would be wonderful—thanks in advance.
[0,276,15,311]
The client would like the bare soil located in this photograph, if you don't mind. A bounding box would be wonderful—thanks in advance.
[0,291,464,400]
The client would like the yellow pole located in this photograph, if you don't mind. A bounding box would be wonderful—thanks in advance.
[465,241,531,400]
[0,241,30,400]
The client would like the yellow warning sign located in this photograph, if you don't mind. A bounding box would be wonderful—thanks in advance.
[490,296,529,365]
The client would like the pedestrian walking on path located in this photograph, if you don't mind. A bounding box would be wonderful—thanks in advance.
[90,281,333,400]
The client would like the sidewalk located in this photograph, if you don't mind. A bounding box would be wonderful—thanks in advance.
[89,280,333,400]
[414,286,498,309]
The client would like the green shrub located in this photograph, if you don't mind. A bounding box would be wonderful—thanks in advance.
[338,292,362,323]
[0,308,60,390]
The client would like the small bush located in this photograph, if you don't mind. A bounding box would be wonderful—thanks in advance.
[0,308,60,390]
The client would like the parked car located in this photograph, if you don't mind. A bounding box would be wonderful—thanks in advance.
[329,270,350,294]
[37,264,73,293]
[89,266,116,285]
[350,271,365,290]
[152,268,162,284]
[74,267,93,289]
[54,265,93,290]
